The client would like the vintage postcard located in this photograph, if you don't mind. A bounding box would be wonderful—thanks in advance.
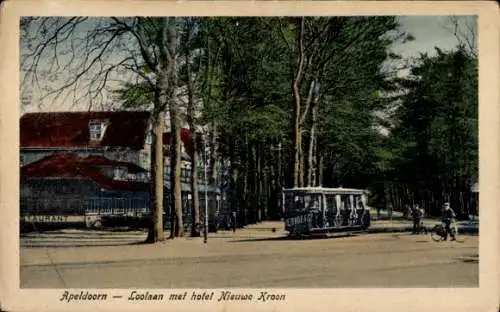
[0,1,498,311]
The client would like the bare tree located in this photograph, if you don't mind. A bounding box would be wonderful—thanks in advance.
[444,16,477,57]
[20,17,182,243]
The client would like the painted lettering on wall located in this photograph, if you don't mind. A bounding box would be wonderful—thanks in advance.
[22,215,69,223]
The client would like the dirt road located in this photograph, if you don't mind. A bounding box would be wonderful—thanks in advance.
[20,230,478,288]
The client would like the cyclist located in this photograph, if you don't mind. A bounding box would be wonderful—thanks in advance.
[442,202,456,241]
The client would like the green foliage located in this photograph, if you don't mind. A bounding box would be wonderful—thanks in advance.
[114,82,154,108]
[112,16,477,221]
[390,46,478,215]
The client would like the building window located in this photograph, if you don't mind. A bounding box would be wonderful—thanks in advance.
[141,152,149,169]
[181,168,191,182]
[89,119,109,141]
[145,132,152,145]
[89,120,102,141]
[164,166,171,179]
[114,167,127,180]
[117,152,126,161]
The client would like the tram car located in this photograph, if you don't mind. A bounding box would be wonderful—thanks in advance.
[282,187,371,237]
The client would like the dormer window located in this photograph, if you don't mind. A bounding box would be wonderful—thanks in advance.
[89,119,109,142]
[114,166,127,181]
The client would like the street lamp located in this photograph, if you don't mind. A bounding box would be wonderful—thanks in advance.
[203,132,209,244]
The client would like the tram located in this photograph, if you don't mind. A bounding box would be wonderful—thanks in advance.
[282,187,371,236]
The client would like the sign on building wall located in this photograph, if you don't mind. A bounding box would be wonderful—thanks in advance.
[22,215,69,223]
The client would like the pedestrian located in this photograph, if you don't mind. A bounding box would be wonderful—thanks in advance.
[231,211,237,233]
[406,205,413,220]
[411,204,423,234]
[419,205,427,234]
[442,202,456,241]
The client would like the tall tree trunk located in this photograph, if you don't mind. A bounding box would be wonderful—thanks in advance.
[293,17,306,188]
[299,137,305,188]
[229,145,240,225]
[307,96,319,187]
[185,41,200,237]
[244,136,251,224]
[145,17,179,243]
[262,146,269,220]
[248,144,256,223]
[318,154,324,187]
[276,143,283,219]
[190,135,201,237]
[299,77,317,188]
[263,162,270,220]
[235,144,246,225]
[208,125,219,229]
[256,144,263,222]
[170,104,184,237]
[145,110,165,243]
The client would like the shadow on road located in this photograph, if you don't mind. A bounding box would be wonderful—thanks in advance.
[20,240,149,248]
[229,234,357,243]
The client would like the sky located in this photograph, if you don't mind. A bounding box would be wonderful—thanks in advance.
[395,16,475,58]
[19,15,477,115]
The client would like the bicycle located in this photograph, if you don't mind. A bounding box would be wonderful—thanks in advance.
[430,220,463,242]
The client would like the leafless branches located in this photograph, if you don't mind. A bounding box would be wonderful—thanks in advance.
[444,16,477,57]
[20,17,160,110]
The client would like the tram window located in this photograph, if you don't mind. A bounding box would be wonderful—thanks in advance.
[357,196,364,209]
[304,195,311,208]
[295,197,305,212]
[326,195,337,212]
[306,195,321,212]
[341,195,351,209]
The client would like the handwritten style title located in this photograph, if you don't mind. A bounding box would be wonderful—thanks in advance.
[59,290,286,303]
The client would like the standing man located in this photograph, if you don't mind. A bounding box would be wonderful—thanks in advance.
[442,202,456,241]
[411,204,423,234]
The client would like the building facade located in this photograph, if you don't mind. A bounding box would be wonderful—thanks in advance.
[20,111,225,230]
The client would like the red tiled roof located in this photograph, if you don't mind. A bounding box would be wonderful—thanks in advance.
[84,155,146,174]
[20,111,151,150]
[21,153,149,192]
[163,128,203,155]
[163,128,192,146]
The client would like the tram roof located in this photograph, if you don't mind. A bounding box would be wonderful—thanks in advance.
[283,187,366,194]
